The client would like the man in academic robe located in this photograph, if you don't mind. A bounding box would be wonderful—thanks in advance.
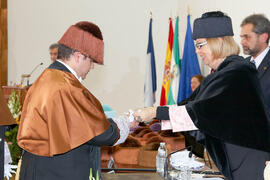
[17,21,131,180]
[0,88,16,180]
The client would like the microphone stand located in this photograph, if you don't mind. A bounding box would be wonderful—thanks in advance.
[29,62,43,76]
[26,62,43,86]
[27,78,30,87]
[163,146,193,179]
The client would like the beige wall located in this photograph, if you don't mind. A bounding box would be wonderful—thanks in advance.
[7,0,270,114]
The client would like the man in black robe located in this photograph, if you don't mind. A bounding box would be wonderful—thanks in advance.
[240,13,270,179]
[240,14,270,118]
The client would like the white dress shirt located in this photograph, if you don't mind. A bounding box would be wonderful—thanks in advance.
[56,60,82,82]
[250,47,270,68]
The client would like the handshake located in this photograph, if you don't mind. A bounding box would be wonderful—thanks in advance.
[109,106,157,146]
[129,107,157,124]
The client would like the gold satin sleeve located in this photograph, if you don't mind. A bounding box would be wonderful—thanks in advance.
[17,69,110,156]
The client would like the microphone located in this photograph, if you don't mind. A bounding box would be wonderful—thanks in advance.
[29,62,43,76]
[21,62,43,86]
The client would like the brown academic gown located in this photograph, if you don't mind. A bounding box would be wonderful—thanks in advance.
[0,88,16,180]
[17,61,119,180]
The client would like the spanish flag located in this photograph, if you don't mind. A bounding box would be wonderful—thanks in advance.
[160,18,174,106]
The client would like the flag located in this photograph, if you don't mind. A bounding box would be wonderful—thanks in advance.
[177,15,201,102]
[144,18,157,107]
[160,18,174,106]
[167,16,181,105]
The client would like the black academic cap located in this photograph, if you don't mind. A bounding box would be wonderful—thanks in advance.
[192,11,234,40]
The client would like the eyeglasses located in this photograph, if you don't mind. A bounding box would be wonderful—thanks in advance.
[195,41,207,49]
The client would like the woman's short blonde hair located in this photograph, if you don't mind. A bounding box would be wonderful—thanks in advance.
[207,36,240,59]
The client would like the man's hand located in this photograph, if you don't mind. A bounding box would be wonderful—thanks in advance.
[129,119,139,129]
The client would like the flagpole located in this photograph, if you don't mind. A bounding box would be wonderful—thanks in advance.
[176,9,180,18]
[145,10,157,107]
[187,5,190,15]
[177,11,201,102]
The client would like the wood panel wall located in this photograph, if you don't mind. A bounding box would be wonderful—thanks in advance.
[0,0,7,87]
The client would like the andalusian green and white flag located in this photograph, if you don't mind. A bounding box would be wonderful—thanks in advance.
[167,16,181,105]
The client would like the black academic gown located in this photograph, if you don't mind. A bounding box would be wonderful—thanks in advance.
[246,49,270,162]
[246,49,270,113]
[157,55,270,180]
[19,61,119,180]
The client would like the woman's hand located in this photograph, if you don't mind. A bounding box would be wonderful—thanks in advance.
[133,107,157,123]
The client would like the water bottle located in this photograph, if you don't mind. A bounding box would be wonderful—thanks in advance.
[156,142,167,176]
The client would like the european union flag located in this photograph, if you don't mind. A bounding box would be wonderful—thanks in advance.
[177,15,201,102]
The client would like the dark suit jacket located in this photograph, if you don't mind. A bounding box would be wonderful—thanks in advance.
[246,49,270,112]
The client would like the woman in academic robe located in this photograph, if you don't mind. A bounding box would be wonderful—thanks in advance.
[134,11,270,180]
